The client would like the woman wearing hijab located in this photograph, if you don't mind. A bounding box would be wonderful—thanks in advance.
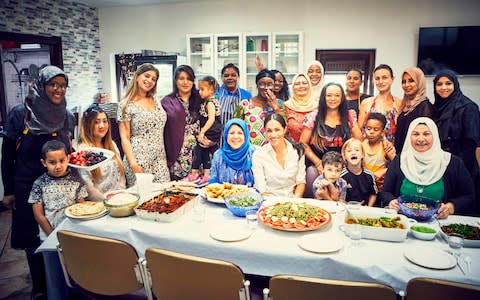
[394,67,435,154]
[379,117,474,218]
[234,69,284,146]
[306,60,325,102]
[209,119,255,186]
[285,73,317,142]
[1,65,76,298]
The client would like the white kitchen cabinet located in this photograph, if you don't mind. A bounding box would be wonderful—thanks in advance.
[273,32,304,88]
[186,34,213,79]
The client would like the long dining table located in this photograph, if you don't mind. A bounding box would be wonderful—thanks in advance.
[37,192,480,298]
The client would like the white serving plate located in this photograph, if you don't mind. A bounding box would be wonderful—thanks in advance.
[298,234,344,253]
[68,147,114,171]
[438,222,480,248]
[404,246,456,270]
[343,211,413,242]
[134,195,196,222]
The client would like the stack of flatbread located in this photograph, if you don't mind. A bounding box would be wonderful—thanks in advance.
[67,201,105,216]
[159,181,197,193]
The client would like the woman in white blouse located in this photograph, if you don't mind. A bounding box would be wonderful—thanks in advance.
[252,113,306,197]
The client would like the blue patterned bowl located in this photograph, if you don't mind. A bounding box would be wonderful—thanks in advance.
[398,195,440,222]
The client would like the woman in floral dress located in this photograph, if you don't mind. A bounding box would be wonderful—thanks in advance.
[162,65,202,180]
[118,64,170,186]
[234,69,285,146]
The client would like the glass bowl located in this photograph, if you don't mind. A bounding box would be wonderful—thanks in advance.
[224,191,263,217]
[104,190,140,217]
[398,195,440,222]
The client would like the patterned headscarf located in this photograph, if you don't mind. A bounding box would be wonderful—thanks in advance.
[401,67,428,115]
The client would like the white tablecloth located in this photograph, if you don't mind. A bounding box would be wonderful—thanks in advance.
[38,197,480,292]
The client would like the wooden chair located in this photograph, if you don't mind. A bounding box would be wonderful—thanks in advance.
[406,277,480,300]
[56,230,150,299]
[265,274,396,300]
[144,247,251,300]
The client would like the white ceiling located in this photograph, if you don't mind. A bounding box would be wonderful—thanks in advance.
[72,0,197,8]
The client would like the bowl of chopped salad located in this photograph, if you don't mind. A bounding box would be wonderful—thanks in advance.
[224,191,263,217]
[398,195,440,222]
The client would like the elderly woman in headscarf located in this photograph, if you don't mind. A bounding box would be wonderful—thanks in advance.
[1,65,75,298]
[209,119,255,186]
[306,60,325,102]
[379,117,474,218]
[394,67,435,154]
[234,69,284,146]
[284,73,317,142]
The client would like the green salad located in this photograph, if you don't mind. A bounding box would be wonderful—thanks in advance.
[411,225,436,234]
[228,196,258,207]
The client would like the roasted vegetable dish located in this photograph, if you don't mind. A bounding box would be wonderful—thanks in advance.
[137,193,193,214]
[346,216,405,229]
[441,224,480,240]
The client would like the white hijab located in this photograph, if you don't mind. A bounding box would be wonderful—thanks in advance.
[400,117,451,185]
[306,60,324,102]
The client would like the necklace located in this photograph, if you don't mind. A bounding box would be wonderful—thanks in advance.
[416,184,425,194]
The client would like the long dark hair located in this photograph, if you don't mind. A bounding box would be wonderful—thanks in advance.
[168,65,201,116]
[312,82,350,150]
[264,113,304,159]
[271,70,289,101]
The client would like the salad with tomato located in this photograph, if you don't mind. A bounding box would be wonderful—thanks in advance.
[258,202,331,231]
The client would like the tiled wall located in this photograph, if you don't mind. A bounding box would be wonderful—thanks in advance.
[0,0,102,110]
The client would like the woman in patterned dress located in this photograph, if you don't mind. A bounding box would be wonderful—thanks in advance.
[161,65,202,180]
[78,104,126,200]
[234,69,285,146]
[118,63,170,186]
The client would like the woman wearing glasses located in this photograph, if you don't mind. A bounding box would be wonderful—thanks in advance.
[1,65,76,299]
[234,69,285,146]
[78,104,126,200]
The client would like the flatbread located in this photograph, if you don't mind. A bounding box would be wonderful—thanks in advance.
[67,201,105,216]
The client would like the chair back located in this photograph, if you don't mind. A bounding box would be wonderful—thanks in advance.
[406,277,480,300]
[268,275,396,300]
[145,247,250,300]
[57,230,145,296]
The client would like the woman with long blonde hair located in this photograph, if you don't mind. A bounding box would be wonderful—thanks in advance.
[78,104,126,200]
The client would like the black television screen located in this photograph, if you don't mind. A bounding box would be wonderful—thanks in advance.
[417,26,480,75]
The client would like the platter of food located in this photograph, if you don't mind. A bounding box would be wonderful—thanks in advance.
[204,183,251,204]
[439,223,480,248]
[65,201,107,220]
[404,246,456,270]
[258,202,331,232]
[134,192,196,222]
[68,147,114,171]
[343,211,411,242]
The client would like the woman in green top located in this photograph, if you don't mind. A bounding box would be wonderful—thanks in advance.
[379,117,474,218]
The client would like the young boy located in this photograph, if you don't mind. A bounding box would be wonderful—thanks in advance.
[28,140,88,240]
[312,151,348,201]
[362,112,396,192]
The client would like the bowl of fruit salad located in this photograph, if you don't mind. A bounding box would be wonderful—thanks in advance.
[69,147,114,171]
[398,195,440,222]
[224,191,263,217]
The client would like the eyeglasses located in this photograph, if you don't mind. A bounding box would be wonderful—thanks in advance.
[47,82,68,90]
[257,83,274,89]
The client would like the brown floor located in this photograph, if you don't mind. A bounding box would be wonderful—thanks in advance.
[0,209,33,300]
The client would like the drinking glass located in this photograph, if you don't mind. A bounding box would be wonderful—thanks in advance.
[193,201,206,223]
[245,210,258,230]
[349,224,362,247]
[448,234,464,256]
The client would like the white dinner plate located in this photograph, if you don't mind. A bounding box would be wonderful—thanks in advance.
[65,208,108,220]
[210,226,252,242]
[404,246,456,270]
[298,234,343,253]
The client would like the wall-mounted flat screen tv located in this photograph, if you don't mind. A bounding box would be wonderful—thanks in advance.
[417,26,480,76]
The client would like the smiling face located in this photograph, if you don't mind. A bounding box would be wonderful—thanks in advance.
[323,162,343,182]
[41,149,69,178]
[273,73,284,93]
[91,112,109,142]
[265,119,287,147]
[401,73,418,96]
[45,75,67,105]
[344,141,363,167]
[345,70,362,93]
[307,64,322,86]
[222,67,239,92]
[257,77,275,99]
[374,68,393,93]
[292,75,310,97]
[325,85,343,110]
[176,71,194,95]
[410,124,433,152]
[435,76,454,99]
[227,124,245,150]
[137,70,158,94]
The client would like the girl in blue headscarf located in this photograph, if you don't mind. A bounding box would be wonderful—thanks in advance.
[209,119,255,185]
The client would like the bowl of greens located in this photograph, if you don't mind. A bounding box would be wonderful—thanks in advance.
[224,191,263,217]
[410,225,437,240]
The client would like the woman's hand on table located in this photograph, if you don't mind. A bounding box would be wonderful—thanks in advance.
[388,199,400,211]
[437,202,454,219]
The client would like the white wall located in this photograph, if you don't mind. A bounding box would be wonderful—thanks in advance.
[98,0,480,105]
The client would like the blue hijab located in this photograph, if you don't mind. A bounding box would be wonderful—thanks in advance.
[221,119,254,171]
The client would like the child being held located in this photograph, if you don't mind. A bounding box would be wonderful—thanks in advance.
[28,140,88,240]
[362,112,396,191]
[312,151,348,201]
[187,75,223,184]
[341,138,377,206]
